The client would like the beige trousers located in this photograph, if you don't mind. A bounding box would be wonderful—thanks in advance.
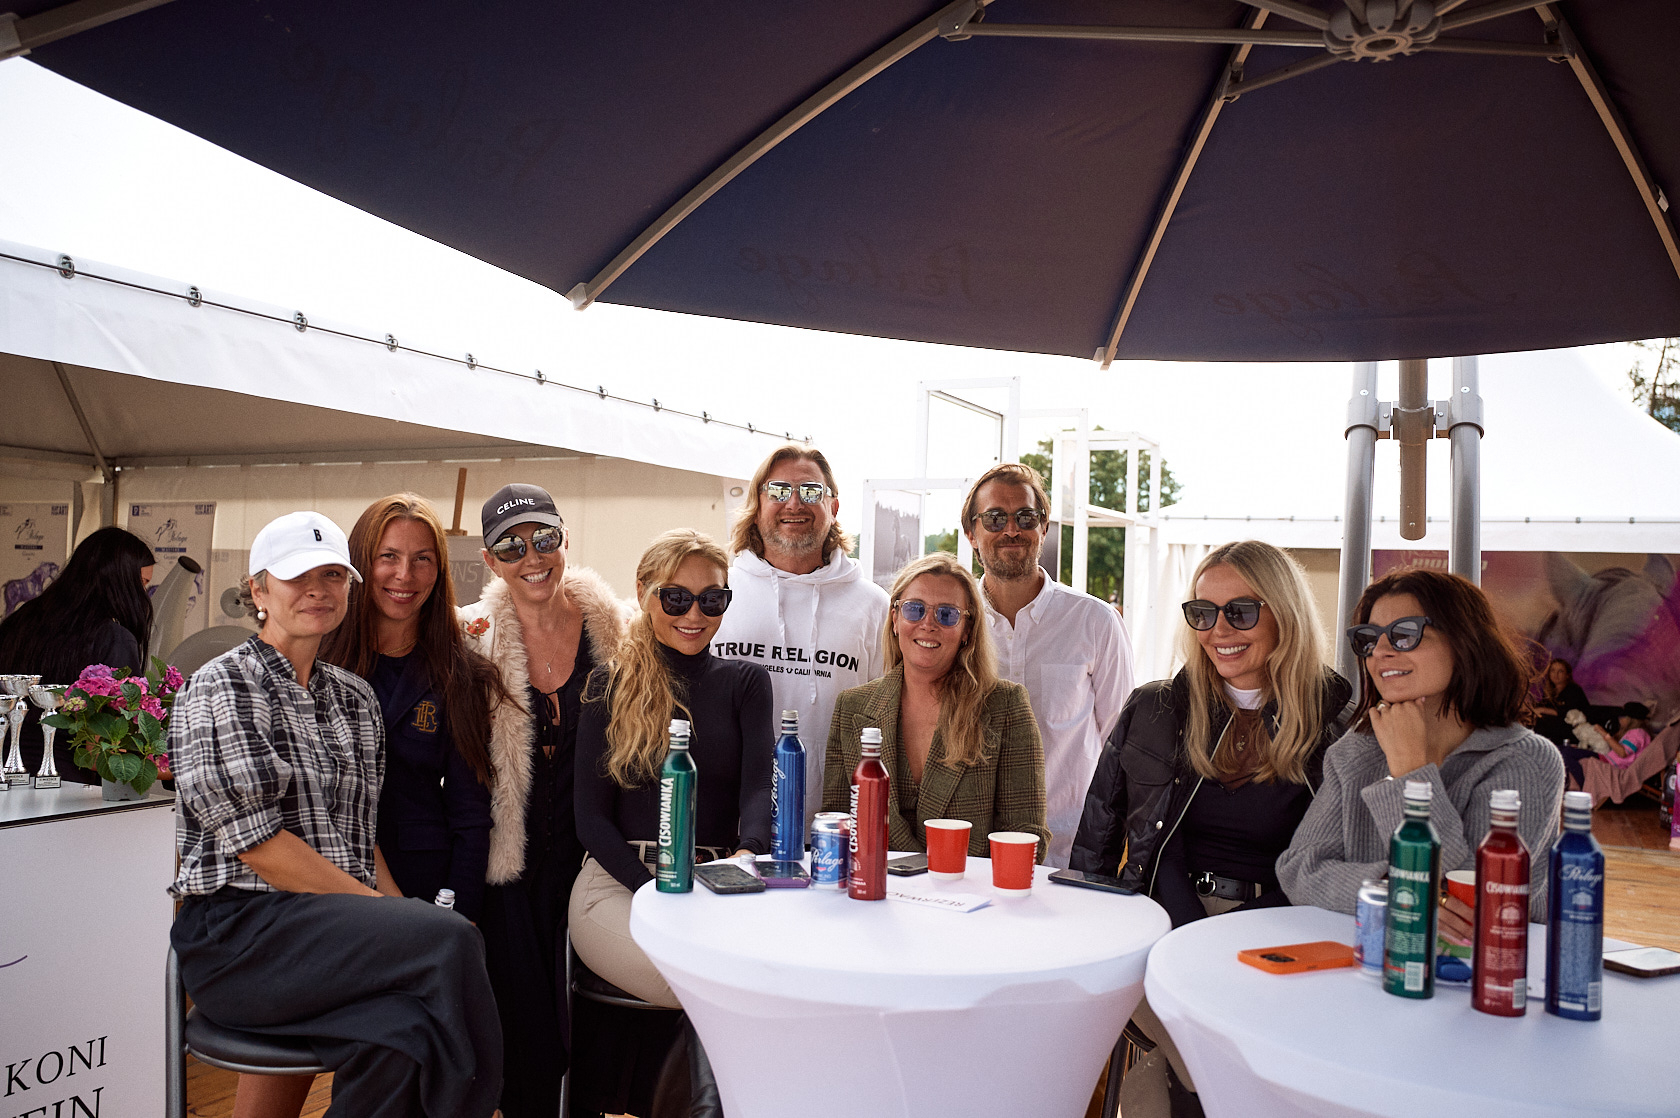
[567,856,681,1009]
[1116,894,1242,1117]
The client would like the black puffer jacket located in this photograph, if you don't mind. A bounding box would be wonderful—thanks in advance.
[1070,668,1352,894]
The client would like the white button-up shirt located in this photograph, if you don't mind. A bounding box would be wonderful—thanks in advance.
[981,573,1134,867]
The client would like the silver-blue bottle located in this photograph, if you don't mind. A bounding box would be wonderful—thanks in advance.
[771,709,806,862]
[1546,790,1604,1020]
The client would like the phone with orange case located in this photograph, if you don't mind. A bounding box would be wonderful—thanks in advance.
[1238,941,1357,974]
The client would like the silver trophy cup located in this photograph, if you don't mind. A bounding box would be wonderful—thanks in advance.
[27,683,67,789]
[0,675,38,787]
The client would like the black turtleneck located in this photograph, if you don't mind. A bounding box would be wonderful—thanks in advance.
[574,643,775,892]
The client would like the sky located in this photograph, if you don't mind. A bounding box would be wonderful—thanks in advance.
[0,57,1659,543]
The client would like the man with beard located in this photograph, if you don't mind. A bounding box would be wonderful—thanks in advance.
[961,464,1133,867]
[714,444,890,828]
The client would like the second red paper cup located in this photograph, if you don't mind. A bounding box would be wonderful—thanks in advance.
[925,819,972,880]
[989,831,1038,895]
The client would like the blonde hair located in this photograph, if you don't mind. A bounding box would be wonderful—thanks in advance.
[597,529,731,788]
[1178,541,1330,784]
[884,552,1000,766]
[729,443,851,560]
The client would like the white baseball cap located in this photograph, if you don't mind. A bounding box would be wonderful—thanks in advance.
[250,511,361,582]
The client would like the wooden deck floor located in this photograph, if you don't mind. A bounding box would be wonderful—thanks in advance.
[187,803,1680,1118]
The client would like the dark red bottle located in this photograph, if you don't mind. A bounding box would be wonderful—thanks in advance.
[1472,788,1531,1016]
[848,727,889,901]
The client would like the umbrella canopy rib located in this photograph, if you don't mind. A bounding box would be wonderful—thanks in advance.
[1541,2,1680,283]
[1097,8,1270,369]
[1441,0,1546,33]
[2,0,175,56]
[566,0,988,311]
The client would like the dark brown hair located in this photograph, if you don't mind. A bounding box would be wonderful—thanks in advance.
[321,493,511,785]
[1350,568,1533,732]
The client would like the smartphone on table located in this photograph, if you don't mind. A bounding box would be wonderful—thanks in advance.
[1048,869,1136,895]
[756,860,811,888]
[1603,946,1680,977]
[887,854,929,876]
[695,863,765,894]
[1237,941,1357,974]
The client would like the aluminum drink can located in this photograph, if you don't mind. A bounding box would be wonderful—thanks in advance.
[1354,879,1387,974]
[656,720,697,894]
[771,710,806,862]
[1546,791,1604,1020]
[849,728,889,900]
[810,812,850,888]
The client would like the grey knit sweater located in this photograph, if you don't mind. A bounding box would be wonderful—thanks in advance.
[1276,723,1566,921]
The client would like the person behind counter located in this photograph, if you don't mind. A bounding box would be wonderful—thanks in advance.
[459,483,628,1118]
[1278,568,1566,926]
[168,511,501,1118]
[823,551,1049,860]
[0,525,154,783]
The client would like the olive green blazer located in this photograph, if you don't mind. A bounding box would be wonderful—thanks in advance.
[821,666,1049,862]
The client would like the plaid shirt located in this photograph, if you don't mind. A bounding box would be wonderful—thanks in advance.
[169,636,384,897]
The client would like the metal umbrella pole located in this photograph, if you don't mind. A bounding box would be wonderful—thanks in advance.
[1448,356,1484,585]
[1335,361,1380,689]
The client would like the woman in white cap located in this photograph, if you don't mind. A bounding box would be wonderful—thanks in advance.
[459,484,627,1118]
[168,511,502,1118]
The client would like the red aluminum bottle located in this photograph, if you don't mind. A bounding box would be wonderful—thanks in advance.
[848,727,889,900]
[1472,788,1531,1016]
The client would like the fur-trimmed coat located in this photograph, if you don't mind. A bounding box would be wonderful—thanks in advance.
[459,567,630,884]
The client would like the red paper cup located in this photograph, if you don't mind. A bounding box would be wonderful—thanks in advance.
[925,819,972,880]
[1445,870,1476,909]
[988,831,1038,896]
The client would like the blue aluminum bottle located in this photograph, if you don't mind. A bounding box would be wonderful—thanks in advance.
[1546,790,1604,1020]
[772,709,806,862]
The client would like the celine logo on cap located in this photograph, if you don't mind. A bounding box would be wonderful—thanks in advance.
[496,498,537,515]
[313,529,323,541]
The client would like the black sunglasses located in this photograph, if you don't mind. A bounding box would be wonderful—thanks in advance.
[1182,597,1266,631]
[489,524,564,563]
[1347,616,1432,658]
[896,599,971,628]
[762,480,831,504]
[658,586,733,617]
[976,507,1046,533]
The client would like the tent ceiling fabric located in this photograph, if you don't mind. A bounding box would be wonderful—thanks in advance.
[15,0,1680,362]
[0,243,771,479]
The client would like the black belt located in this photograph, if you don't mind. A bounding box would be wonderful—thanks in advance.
[1192,871,1264,901]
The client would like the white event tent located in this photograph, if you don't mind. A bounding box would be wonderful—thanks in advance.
[0,239,783,619]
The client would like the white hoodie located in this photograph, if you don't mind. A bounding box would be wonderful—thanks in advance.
[712,549,890,825]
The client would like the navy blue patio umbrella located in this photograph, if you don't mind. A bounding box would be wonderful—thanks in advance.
[5,0,1678,364]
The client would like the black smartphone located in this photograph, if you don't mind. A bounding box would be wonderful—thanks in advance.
[1603,946,1680,977]
[755,860,811,888]
[695,863,766,894]
[887,854,929,876]
[1048,869,1137,895]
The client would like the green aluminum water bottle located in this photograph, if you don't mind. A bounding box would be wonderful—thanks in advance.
[657,718,697,893]
[1384,779,1442,999]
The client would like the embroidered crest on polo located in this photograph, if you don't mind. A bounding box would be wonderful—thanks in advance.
[249,511,361,582]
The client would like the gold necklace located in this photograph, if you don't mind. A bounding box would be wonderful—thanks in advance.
[380,637,418,657]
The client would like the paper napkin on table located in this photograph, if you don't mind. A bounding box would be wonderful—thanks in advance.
[886,887,991,913]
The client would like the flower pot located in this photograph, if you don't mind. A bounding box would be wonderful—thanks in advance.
[101,778,146,802]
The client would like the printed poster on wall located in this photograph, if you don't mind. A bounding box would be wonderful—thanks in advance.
[0,502,71,617]
[128,502,217,641]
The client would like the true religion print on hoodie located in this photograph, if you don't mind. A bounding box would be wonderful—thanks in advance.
[712,547,890,828]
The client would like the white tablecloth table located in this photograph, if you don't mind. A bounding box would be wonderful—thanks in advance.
[629,859,1169,1118]
[1145,906,1674,1118]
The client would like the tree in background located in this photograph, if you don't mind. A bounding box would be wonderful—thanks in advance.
[1629,337,1680,435]
[1022,432,1181,602]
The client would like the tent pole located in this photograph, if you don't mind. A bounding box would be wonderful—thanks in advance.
[1396,358,1429,540]
[1448,356,1484,585]
[1336,362,1380,688]
[52,360,118,526]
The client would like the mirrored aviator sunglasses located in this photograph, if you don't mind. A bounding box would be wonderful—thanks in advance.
[763,480,830,504]
[1181,598,1264,631]
[1346,616,1432,658]
[897,599,970,628]
[658,586,733,617]
[489,524,564,563]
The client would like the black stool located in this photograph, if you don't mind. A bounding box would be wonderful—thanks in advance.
[166,947,327,1118]
[560,931,682,1118]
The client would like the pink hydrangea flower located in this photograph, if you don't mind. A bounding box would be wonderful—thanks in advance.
[80,664,115,680]
[74,674,120,699]
[60,695,86,713]
[163,666,185,693]
[140,695,166,720]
